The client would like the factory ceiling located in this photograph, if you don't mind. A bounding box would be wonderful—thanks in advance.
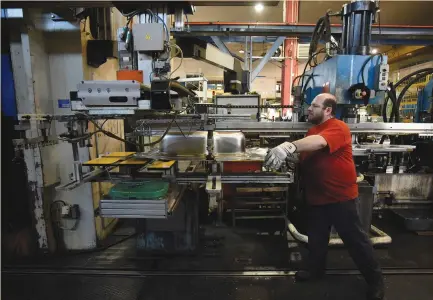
[2,0,431,62]
[3,1,432,26]
[298,1,433,26]
[189,1,433,26]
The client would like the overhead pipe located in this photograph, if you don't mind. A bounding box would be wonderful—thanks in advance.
[185,21,433,29]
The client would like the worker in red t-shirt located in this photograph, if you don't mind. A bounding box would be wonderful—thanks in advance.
[264,93,384,300]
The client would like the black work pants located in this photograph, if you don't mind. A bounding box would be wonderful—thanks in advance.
[307,199,383,286]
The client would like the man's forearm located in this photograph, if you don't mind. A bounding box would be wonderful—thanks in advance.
[292,135,327,152]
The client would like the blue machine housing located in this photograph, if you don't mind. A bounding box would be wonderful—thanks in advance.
[416,78,433,123]
[303,54,387,106]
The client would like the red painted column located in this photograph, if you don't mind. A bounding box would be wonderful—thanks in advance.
[281,0,299,114]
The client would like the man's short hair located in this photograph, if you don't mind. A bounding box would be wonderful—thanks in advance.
[323,97,337,116]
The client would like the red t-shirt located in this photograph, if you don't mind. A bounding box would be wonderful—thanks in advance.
[299,118,358,205]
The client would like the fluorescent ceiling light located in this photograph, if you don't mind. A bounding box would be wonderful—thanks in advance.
[255,3,264,13]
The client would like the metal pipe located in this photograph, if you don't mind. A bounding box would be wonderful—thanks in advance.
[207,114,253,118]
[71,142,83,181]
[286,218,392,246]
[103,7,107,40]
[361,11,367,46]
[244,36,248,70]
[249,36,253,87]
[185,22,433,29]
[392,200,433,204]
[186,22,433,29]
[252,56,292,59]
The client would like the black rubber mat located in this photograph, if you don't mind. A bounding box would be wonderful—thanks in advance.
[2,273,433,300]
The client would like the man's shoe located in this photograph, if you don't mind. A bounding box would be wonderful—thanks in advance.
[367,282,385,300]
[294,270,324,282]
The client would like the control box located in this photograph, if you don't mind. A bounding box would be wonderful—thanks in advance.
[133,23,165,51]
[375,63,389,91]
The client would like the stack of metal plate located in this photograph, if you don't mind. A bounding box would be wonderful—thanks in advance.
[100,181,184,219]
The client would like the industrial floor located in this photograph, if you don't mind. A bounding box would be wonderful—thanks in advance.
[3,273,433,300]
[3,212,433,300]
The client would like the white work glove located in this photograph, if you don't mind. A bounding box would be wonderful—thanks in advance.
[264,142,299,170]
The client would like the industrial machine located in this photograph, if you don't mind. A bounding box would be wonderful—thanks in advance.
[416,77,433,123]
[11,0,433,255]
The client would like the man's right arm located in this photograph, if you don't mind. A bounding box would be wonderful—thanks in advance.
[292,135,328,153]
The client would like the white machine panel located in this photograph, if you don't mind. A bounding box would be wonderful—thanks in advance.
[77,80,140,107]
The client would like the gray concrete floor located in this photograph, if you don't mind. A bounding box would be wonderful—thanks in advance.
[3,212,433,299]
[2,273,433,300]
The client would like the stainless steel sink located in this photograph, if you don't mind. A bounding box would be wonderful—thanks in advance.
[159,131,208,156]
[138,130,266,162]
[213,131,246,155]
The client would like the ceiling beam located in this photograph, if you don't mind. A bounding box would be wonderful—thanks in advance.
[210,36,231,55]
[388,46,433,67]
[174,24,433,43]
[251,36,285,81]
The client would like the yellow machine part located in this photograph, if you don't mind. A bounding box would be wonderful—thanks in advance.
[82,157,121,166]
[118,158,150,165]
[103,151,136,157]
[147,160,176,169]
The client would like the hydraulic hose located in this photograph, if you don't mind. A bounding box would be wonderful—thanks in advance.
[383,83,399,122]
[396,70,433,115]
[394,68,433,89]
[383,68,433,122]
